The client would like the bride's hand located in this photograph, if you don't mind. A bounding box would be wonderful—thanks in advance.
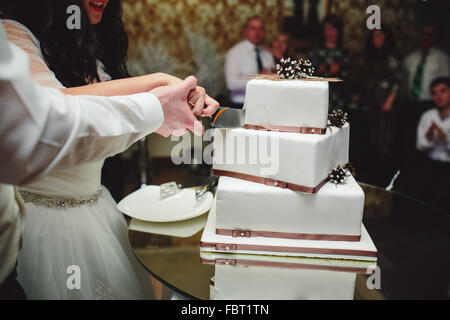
[156,73,219,118]
[151,76,206,137]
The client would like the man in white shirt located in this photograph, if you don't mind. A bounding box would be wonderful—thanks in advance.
[0,24,218,298]
[414,77,450,213]
[417,77,450,162]
[404,25,450,102]
[225,17,275,108]
[400,24,450,176]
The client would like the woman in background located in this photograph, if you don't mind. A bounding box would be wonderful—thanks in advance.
[270,33,291,66]
[1,0,217,299]
[363,26,402,156]
[309,15,350,109]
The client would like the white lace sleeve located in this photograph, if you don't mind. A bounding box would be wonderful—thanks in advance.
[1,19,64,89]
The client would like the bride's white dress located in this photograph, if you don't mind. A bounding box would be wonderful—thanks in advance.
[3,20,154,299]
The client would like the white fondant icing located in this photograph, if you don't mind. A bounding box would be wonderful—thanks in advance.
[243,79,329,129]
[215,175,364,238]
[212,125,349,188]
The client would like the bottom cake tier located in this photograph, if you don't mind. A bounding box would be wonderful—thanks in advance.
[200,200,377,261]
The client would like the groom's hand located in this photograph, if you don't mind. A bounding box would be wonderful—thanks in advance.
[152,76,207,137]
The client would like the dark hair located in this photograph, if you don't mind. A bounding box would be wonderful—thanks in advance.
[320,15,343,48]
[430,77,450,92]
[364,24,396,61]
[0,0,129,87]
[420,22,442,45]
[242,16,264,31]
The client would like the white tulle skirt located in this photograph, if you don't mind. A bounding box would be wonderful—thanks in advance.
[16,187,155,300]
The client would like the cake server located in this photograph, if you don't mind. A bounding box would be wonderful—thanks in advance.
[210,107,245,129]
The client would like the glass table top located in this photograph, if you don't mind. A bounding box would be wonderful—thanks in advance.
[128,183,450,300]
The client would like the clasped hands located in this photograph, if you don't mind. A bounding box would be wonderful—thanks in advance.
[426,121,448,142]
[151,74,219,137]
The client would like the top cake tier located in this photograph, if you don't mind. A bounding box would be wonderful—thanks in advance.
[243,79,329,131]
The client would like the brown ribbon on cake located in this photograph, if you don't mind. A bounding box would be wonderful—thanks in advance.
[215,228,361,242]
[243,124,327,135]
[211,169,329,194]
[200,242,377,258]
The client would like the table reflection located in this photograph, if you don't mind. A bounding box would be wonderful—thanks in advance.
[128,183,450,300]
[201,252,376,300]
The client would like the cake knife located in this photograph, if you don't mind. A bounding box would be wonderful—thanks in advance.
[209,107,245,128]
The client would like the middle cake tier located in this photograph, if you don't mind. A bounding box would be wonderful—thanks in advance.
[215,175,364,241]
[212,124,349,193]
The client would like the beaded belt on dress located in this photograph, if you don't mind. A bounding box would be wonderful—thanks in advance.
[19,187,103,209]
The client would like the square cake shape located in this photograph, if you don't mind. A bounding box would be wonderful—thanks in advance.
[212,125,349,191]
[244,79,329,130]
[215,175,364,241]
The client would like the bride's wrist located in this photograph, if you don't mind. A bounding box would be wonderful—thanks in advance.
[147,73,173,87]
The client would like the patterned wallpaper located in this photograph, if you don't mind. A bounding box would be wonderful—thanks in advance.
[330,0,416,58]
[122,0,416,98]
[121,0,418,158]
[122,0,284,98]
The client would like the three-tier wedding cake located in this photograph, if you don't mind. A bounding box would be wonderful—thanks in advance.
[200,59,377,265]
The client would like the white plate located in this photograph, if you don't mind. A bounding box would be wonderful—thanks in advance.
[117,185,213,222]
[128,213,208,238]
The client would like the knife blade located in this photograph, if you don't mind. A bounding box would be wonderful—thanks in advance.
[210,107,245,128]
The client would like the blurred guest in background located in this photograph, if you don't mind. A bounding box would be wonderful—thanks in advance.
[271,33,291,65]
[404,24,450,104]
[225,16,275,109]
[415,77,450,212]
[417,77,450,163]
[363,26,402,156]
[400,23,450,177]
[309,15,350,109]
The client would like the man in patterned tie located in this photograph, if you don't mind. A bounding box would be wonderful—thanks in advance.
[225,17,275,108]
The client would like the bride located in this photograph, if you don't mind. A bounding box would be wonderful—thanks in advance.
[0,0,217,299]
